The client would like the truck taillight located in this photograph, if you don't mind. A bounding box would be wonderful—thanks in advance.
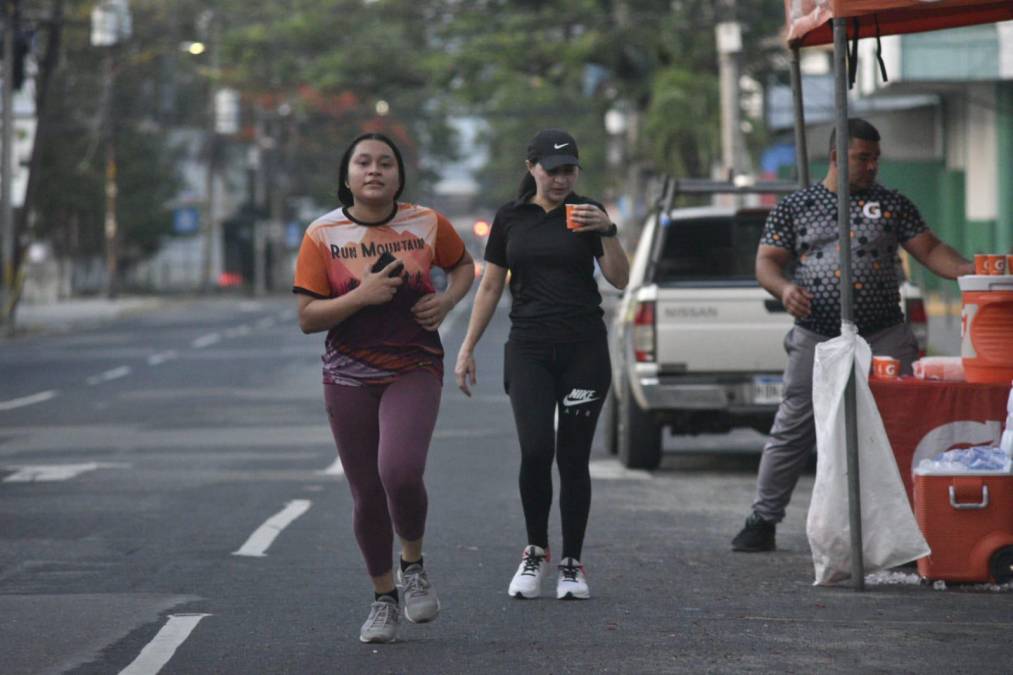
[906,297,928,357]
[633,300,656,363]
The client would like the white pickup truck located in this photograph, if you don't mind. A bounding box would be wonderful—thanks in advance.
[603,179,927,469]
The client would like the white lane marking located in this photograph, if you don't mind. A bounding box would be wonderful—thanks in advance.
[256,317,276,330]
[588,460,651,481]
[86,366,132,385]
[3,461,129,482]
[148,351,178,366]
[191,333,221,349]
[119,613,211,675]
[316,457,344,476]
[233,499,312,557]
[0,390,58,411]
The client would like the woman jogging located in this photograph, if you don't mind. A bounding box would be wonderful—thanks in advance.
[293,132,474,643]
[454,128,629,600]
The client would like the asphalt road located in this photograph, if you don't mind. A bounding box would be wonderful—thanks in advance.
[1,295,1010,674]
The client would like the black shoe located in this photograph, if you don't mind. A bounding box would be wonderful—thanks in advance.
[731,512,776,552]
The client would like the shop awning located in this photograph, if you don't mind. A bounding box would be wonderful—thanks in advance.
[785,0,1013,46]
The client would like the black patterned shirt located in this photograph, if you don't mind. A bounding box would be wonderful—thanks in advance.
[760,182,927,337]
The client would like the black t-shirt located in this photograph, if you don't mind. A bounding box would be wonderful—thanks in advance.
[484,192,607,343]
[760,182,927,337]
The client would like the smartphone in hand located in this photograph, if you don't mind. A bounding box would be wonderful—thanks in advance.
[371,251,404,277]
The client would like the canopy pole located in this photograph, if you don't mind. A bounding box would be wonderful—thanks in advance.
[790,45,811,188]
[833,18,864,591]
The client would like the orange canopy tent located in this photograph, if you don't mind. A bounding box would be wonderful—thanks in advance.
[780,0,1012,590]
[786,0,1013,46]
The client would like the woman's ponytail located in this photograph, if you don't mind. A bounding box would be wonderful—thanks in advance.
[516,172,536,200]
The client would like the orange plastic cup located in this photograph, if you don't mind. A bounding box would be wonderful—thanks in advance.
[987,254,1006,275]
[565,204,579,230]
[974,254,990,275]
[871,355,901,379]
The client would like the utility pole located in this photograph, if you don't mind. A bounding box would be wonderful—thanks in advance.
[716,0,743,180]
[199,10,221,292]
[102,49,119,298]
[1,0,15,326]
[91,0,131,298]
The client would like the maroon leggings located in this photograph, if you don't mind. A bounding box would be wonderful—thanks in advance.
[323,369,442,578]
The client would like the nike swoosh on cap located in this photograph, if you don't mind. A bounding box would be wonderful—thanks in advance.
[553,143,569,150]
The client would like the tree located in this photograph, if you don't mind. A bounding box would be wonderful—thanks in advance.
[20,0,185,291]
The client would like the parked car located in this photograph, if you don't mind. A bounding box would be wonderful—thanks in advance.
[603,178,927,469]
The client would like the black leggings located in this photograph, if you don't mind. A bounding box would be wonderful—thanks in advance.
[504,336,611,561]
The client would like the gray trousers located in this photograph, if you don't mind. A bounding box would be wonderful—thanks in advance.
[752,322,919,523]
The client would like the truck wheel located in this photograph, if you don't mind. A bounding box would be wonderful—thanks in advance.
[989,546,1013,585]
[601,388,618,455]
[618,380,661,469]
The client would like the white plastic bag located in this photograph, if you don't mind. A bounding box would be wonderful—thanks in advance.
[807,322,930,585]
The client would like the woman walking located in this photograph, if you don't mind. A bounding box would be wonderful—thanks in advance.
[454,129,629,600]
[293,132,474,642]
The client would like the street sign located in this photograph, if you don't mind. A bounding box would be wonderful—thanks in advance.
[173,207,200,235]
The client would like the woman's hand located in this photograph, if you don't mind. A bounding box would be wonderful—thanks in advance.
[454,348,477,397]
[568,204,612,233]
[412,293,454,331]
[355,259,403,306]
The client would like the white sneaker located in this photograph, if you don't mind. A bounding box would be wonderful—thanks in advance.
[556,557,590,599]
[508,545,549,599]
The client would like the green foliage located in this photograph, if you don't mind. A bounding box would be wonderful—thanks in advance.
[32,0,184,266]
[31,0,790,272]
[643,66,719,179]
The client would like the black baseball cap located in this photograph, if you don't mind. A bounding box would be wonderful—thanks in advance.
[527,129,580,170]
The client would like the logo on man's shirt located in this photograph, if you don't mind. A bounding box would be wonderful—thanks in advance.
[862,201,882,219]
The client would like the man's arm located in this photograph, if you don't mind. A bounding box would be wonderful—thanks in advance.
[901,231,975,280]
[756,244,811,320]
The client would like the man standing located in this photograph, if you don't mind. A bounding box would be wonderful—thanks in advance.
[731,118,975,552]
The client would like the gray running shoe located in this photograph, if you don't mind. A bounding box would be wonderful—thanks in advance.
[359,596,399,643]
[398,563,440,623]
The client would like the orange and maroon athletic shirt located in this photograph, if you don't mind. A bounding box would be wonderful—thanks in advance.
[293,203,466,386]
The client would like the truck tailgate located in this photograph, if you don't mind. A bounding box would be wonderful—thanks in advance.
[654,286,794,372]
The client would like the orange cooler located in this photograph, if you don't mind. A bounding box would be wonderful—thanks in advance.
[914,471,1013,584]
[959,275,1013,384]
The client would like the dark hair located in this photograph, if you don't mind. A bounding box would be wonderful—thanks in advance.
[337,132,406,207]
[516,172,536,200]
[828,118,881,155]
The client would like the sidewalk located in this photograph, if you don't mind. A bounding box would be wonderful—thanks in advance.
[4,295,166,338]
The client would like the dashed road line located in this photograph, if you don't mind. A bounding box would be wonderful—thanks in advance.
[233,499,313,558]
[316,457,344,476]
[119,613,211,675]
[191,333,221,349]
[3,461,129,482]
[86,366,132,385]
[147,350,178,366]
[0,390,58,411]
